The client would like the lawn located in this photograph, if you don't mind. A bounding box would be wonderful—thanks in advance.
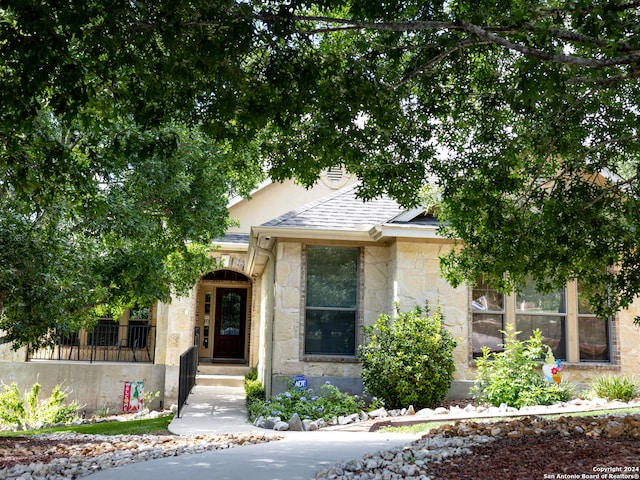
[0,414,174,438]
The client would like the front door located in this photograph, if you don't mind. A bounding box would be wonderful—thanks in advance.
[213,288,246,360]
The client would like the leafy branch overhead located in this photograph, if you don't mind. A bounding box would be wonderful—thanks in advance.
[2,1,640,346]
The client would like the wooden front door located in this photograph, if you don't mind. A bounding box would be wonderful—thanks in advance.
[213,288,246,360]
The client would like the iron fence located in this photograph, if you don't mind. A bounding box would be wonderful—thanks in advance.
[28,325,156,363]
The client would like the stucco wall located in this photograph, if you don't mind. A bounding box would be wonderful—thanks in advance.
[0,361,166,414]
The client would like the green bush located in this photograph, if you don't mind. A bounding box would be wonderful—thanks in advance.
[244,370,266,421]
[358,303,457,409]
[0,382,79,430]
[589,375,639,402]
[471,324,573,408]
[248,380,365,422]
[244,370,266,404]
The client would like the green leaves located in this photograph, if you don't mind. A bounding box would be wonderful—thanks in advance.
[471,324,573,408]
[3,0,640,345]
[0,113,263,348]
[359,304,457,409]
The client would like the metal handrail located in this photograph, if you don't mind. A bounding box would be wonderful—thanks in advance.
[177,341,199,418]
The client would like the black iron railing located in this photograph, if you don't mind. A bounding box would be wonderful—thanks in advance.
[177,340,199,418]
[28,325,156,363]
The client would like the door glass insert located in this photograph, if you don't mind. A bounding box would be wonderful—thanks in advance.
[203,291,212,349]
[220,292,242,336]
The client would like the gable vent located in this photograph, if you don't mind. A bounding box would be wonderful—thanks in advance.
[321,166,350,188]
[326,166,344,183]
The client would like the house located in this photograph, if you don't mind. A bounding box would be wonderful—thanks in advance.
[2,170,639,411]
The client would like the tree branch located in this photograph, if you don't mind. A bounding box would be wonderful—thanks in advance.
[456,21,640,68]
[274,14,640,69]
[393,39,492,89]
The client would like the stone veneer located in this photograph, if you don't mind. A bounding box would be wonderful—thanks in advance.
[266,237,640,397]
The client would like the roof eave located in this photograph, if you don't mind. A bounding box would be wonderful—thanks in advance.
[253,225,376,242]
[369,223,442,241]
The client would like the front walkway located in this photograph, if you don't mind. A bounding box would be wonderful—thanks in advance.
[169,385,258,435]
[89,383,418,480]
[87,384,640,480]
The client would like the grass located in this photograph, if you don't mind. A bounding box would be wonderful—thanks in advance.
[0,415,174,438]
[379,406,640,434]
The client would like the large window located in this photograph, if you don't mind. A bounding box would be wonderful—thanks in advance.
[304,246,359,356]
[472,278,611,362]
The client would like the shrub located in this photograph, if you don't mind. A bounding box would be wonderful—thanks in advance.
[358,303,457,409]
[0,382,79,430]
[244,370,266,420]
[471,324,573,408]
[244,370,265,402]
[248,380,365,422]
[589,375,639,402]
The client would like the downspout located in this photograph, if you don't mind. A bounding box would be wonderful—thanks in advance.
[254,243,276,398]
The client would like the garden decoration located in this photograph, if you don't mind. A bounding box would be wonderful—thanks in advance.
[542,348,564,384]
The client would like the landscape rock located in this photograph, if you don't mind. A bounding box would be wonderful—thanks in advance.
[288,414,304,431]
[264,417,279,430]
[367,408,388,418]
[1,432,280,480]
[274,421,290,431]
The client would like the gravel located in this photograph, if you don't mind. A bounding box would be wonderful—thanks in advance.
[1,432,280,480]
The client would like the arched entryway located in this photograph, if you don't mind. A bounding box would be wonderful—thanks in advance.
[197,269,251,364]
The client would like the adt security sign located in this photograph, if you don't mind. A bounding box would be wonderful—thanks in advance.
[293,375,308,390]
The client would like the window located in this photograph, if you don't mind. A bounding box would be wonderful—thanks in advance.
[89,318,120,347]
[471,278,505,356]
[471,278,611,362]
[577,283,610,362]
[516,282,566,360]
[128,306,150,349]
[304,246,359,356]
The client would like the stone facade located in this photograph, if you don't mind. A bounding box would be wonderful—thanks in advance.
[265,235,640,397]
[3,178,640,412]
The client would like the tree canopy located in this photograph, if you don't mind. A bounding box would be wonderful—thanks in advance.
[2,0,640,346]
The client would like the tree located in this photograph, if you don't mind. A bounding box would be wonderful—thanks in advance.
[0,117,262,348]
[2,1,639,347]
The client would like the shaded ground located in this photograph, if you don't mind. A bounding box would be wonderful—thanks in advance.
[3,431,640,479]
[421,434,640,480]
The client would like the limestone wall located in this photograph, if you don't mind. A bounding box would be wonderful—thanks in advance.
[257,258,275,396]
[390,240,471,380]
[0,343,27,363]
[269,242,393,392]
[613,299,640,379]
[156,288,197,367]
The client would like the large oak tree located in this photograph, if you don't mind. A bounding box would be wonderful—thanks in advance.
[2,0,639,346]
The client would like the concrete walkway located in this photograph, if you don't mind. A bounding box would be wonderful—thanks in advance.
[86,385,419,480]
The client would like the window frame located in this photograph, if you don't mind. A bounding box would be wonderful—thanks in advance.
[470,279,614,364]
[300,244,363,362]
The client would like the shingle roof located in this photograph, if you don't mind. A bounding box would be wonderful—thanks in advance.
[262,184,405,230]
[215,233,250,244]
